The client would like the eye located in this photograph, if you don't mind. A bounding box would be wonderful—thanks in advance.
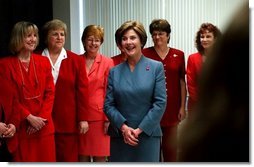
[121,36,127,41]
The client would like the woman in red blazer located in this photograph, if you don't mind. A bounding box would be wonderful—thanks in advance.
[0,75,20,162]
[40,19,89,162]
[187,23,221,118]
[79,25,113,162]
[142,19,187,162]
[0,21,55,162]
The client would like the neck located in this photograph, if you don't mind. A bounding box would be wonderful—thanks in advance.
[127,54,141,65]
[18,51,31,62]
[203,48,210,56]
[154,45,169,59]
[154,44,168,51]
[48,47,62,57]
[85,52,97,60]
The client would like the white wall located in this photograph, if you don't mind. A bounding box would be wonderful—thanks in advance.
[54,0,246,58]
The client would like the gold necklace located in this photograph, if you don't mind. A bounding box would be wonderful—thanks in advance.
[18,55,40,99]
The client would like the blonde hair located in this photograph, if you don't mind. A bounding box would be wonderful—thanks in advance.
[9,21,39,54]
[42,19,67,45]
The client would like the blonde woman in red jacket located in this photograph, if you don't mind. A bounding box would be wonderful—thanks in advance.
[187,23,221,118]
[0,21,55,162]
[40,19,89,162]
[79,25,113,162]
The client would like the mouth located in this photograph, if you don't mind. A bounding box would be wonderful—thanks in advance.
[125,45,135,52]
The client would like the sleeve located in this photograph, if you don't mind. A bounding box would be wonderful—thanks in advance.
[8,91,21,129]
[138,62,167,136]
[0,58,29,121]
[187,56,198,101]
[102,58,114,121]
[104,69,127,129]
[76,56,89,121]
[180,53,186,79]
[37,58,55,120]
[0,75,21,129]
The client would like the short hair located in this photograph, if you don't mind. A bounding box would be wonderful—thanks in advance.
[195,23,222,54]
[115,20,147,49]
[81,25,104,44]
[149,19,171,43]
[9,21,39,54]
[149,19,171,35]
[42,19,67,45]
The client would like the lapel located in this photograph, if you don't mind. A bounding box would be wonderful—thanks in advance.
[9,56,23,87]
[87,54,101,77]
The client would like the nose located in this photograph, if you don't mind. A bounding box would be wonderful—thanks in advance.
[126,38,133,44]
[56,34,62,39]
[31,35,37,42]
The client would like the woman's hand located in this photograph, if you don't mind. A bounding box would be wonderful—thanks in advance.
[0,122,8,137]
[132,128,143,138]
[103,121,110,134]
[2,123,16,137]
[178,107,187,121]
[79,121,89,134]
[121,124,139,146]
[26,125,38,135]
[26,114,47,130]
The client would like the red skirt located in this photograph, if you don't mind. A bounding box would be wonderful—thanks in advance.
[16,134,56,162]
[79,121,110,156]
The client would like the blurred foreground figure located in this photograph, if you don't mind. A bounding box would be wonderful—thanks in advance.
[178,2,249,162]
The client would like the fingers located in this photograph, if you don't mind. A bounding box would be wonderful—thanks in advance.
[27,126,37,135]
[79,127,89,134]
[2,124,16,137]
[79,121,89,134]
[127,137,139,145]
[122,127,139,146]
[27,115,47,130]
[124,135,139,146]
[104,122,110,134]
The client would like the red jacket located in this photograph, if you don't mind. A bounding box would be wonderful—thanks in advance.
[80,54,113,121]
[45,50,89,133]
[186,52,203,111]
[0,54,55,137]
[0,75,20,154]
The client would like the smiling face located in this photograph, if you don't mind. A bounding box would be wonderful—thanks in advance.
[84,35,102,55]
[22,29,38,52]
[200,30,215,50]
[121,29,142,58]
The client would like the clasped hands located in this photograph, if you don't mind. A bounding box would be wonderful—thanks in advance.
[26,114,47,135]
[0,122,16,138]
[121,124,142,146]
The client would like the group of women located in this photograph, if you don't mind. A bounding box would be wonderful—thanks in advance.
[0,18,221,162]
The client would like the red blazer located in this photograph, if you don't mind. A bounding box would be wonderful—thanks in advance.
[186,52,203,111]
[0,75,20,154]
[142,47,186,126]
[0,54,55,137]
[80,54,113,121]
[44,50,89,133]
